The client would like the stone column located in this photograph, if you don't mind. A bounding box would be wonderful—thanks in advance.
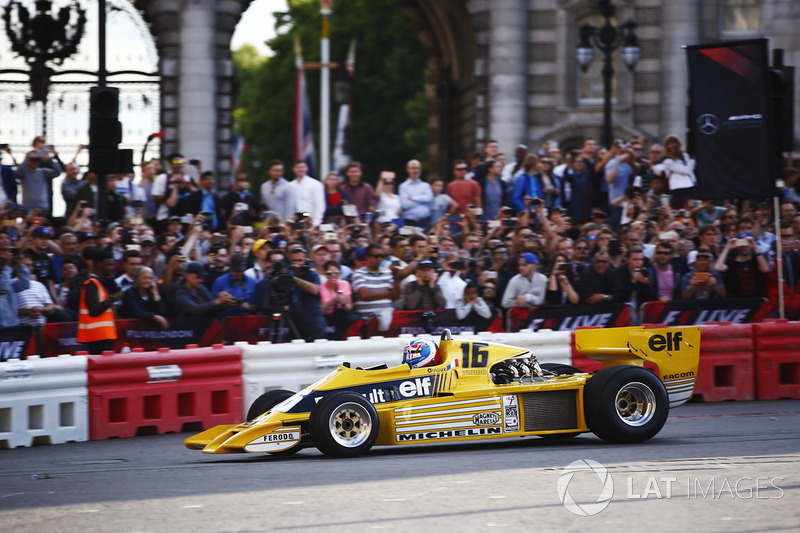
[660,0,700,140]
[488,0,527,152]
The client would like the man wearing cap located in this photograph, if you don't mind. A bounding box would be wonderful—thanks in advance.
[682,248,726,300]
[404,259,446,310]
[245,239,270,282]
[152,153,195,232]
[310,244,331,281]
[211,254,257,317]
[174,262,237,317]
[24,226,60,305]
[577,250,620,304]
[501,252,547,311]
[17,149,62,212]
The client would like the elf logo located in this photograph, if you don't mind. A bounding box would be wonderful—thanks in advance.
[648,331,683,352]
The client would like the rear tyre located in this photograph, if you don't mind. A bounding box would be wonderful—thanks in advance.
[247,389,295,421]
[310,392,380,458]
[584,366,669,443]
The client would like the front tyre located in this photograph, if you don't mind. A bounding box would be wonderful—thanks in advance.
[584,366,669,443]
[311,392,380,458]
[247,389,295,421]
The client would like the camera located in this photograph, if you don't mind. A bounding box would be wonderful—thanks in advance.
[268,260,295,306]
[291,222,305,231]
[290,259,311,277]
[447,214,460,222]
[638,267,649,277]
[351,225,363,234]
[558,263,569,272]
[189,159,200,166]
[530,198,542,207]
[608,239,622,255]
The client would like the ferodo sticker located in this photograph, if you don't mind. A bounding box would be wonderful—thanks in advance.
[244,427,301,453]
[503,395,519,432]
[146,365,182,381]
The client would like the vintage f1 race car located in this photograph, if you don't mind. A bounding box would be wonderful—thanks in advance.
[185,326,700,458]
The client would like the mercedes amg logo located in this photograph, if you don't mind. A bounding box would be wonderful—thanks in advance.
[697,114,720,135]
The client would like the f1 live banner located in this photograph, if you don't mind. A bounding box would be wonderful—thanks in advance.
[640,298,772,326]
[687,39,776,199]
[0,325,33,361]
[508,304,631,332]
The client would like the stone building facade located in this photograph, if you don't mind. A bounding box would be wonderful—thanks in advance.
[133,0,799,180]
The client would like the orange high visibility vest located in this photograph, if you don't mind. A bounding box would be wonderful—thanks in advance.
[77,277,117,343]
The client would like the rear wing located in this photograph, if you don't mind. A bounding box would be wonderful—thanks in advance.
[575,326,700,407]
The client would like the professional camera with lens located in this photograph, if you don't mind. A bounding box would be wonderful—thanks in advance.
[268,260,295,306]
[290,259,312,277]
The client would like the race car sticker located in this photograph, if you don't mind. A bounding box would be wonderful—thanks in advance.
[244,427,301,453]
[503,395,520,432]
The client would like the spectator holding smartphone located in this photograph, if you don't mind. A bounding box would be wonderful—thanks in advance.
[681,248,726,300]
[545,253,579,305]
[714,234,769,298]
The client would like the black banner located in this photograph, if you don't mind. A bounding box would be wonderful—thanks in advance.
[640,298,772,326]
[0,325,33,361]
[687,39,776,199]
[507,304,631,332]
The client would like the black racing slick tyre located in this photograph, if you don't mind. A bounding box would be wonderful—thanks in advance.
[246,389,295,421]
[540,363,583,375]
[310,392,380,458]
[584,366,669,444]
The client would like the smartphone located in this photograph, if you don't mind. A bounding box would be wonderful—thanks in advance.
[189,159,200,166]
[660,194,671,207]
[470,207,484,216]
[485,271,497,280]
[351,225,363,233]
[447,214,461,222]
[487,220,501,229]
[399,227,413,236]
[342,205,358,218]
[391,258,401,267]
[234,202,248,212]
[241,226,254,234]
[268,226,282,233]
[126,244,141,252]
[42,144,53,151]
[502,219,516,227]
[451,260,466,270]
[363,212,373,224]
[180,215,194,224]
[319,223,334,232]
[324,232,338,242]
[131,200,144,208]
[212,234,228,244]
[291,222,304,230]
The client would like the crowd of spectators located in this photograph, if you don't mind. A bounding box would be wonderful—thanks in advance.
[0,133,797,352]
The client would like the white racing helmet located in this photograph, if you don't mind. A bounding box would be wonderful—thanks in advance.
[402,338,440,368]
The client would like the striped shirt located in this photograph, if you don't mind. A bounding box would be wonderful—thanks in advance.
[351,266,394,314]
[15,280,53,326]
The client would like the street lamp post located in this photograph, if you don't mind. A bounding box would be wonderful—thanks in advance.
[576,0,640,149]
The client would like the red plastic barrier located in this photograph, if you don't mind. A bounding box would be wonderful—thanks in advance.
[752,320,800,400]
[693,322,755,402]
[87,344,243,440]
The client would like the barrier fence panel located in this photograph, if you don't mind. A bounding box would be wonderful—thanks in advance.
[753,320,800,400]
[693,322,755,402]
[87,345,242,440]
[0,354,88,448]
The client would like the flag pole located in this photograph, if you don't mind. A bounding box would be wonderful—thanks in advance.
[294,37,303,162]
[320,0,332,179]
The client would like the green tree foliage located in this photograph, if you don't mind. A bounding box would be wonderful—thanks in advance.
[233,0,428,187]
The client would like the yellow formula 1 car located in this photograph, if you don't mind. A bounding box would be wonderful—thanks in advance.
[185,326,700,458]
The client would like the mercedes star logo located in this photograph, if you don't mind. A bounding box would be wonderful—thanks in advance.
[697,114,720,135]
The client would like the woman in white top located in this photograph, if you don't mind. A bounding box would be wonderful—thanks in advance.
[662,134,697,210]
[374,170,402,222]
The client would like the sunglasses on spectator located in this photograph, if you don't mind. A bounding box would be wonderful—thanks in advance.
[369,254,386,258]
[326,271,340,276]
[655,251,671,255]
[781,233,794,237]
[696,254,712,260]
[455,167,468,171]
[594,259,609,264]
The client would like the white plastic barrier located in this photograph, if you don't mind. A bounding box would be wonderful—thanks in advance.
[239,330,574,412]
[0,354,88,448]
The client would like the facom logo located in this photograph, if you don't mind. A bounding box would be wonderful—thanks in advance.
[557,459,614,516]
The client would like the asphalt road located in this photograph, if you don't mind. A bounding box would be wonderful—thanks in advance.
[1,400,798,532]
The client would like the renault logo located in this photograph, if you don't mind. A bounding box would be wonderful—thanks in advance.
[697,114,720,135]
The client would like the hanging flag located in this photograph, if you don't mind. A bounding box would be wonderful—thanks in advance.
[231,133,247,172]
[295,38,317,178]
[686,38,777,199]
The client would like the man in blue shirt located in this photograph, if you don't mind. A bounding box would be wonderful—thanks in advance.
[399,159,434,228]
[211,254,256,317]
[604,140,636,227]
[183,171,220,229]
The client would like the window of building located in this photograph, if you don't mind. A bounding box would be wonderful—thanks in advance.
[577,13,618,105]
[720,0,760,32]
